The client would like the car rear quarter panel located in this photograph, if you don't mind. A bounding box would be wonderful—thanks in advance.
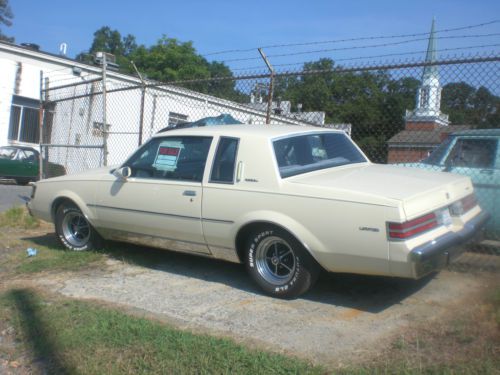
[203,184,398,276]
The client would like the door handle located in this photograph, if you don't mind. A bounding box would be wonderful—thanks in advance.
[183,190,197,197]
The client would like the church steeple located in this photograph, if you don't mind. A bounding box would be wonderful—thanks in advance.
[405,18,449,128]
[422,18,438,82]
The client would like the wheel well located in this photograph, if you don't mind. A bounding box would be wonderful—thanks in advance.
[235,221,309,264]
[51,197,77,221]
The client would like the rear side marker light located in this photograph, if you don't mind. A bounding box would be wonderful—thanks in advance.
[450,194,477,216]
[388,212,438,240]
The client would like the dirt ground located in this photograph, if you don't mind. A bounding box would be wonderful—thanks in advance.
[1,223,499,369]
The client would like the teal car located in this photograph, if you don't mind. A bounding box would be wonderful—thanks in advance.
[0,145,66,185]
[404,129,499,237]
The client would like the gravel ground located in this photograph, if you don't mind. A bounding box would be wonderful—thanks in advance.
[34,250,493,366]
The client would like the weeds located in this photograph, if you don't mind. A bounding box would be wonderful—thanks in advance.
[0,206,39,229]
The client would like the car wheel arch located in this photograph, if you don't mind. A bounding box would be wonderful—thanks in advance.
[51,194,94,225]
[234,220,324,270]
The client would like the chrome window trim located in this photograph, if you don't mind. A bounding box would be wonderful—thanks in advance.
[209,136,240,185]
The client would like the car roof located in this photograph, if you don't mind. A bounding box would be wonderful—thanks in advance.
[451,128,500,137]
[151,124,343,139]
[1,145,39,153]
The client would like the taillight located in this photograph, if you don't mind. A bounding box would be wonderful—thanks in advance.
[388,212,438,240]
[450,194,477,216]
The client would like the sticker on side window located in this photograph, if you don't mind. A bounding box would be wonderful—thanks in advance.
[153,141,183,171]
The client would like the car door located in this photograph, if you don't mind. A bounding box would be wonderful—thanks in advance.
[17,149,39,178]
[444,136,499,230]
[93,135,213,254]
[4,149,38,178]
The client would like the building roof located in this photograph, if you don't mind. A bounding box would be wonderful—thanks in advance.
[387,125,472,146]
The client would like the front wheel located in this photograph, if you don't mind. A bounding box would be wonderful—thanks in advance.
[245,227,319,299]
[55,204,103,251]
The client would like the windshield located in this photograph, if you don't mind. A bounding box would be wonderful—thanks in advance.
[273,132,367,178]
[0,147,16,159]
[422,136,454,165]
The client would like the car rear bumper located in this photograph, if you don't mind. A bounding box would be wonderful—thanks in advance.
[410,210,490,278]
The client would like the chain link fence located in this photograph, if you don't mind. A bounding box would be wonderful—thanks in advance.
[40,52,500,258]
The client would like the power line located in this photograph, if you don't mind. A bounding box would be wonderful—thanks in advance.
[219,33,500,63]
[229,44,500,72]
[202,20,500,57]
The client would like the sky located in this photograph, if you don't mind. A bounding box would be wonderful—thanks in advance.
[4,0,500,72]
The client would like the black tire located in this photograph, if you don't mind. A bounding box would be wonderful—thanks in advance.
[55,204,103,251]
[245,227,319,299]
[15,178,32,185]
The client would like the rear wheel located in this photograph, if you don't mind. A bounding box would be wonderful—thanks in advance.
[245,227,319,299]
[15,178,32,185]
[55,204,103,251]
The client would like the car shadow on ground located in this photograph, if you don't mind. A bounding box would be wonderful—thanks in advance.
[25,233,435,313]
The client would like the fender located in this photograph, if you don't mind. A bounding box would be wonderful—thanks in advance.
[51,189,97,225]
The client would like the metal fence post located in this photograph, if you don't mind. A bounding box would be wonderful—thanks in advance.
[38,70,44,180]
[102,53,108,166]
[258,48,275,124]
[131,61,146,146]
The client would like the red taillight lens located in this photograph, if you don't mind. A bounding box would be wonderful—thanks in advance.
[388,212,438,240]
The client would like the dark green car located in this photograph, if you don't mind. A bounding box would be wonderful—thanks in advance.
[0,146,66,185]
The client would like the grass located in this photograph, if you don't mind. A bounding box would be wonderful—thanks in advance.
[0,206,39,229]
[14,246,105,274]
[0,206,106,276]
[352,284,500,375]
[0,287,498,375]
[0,289,323,375]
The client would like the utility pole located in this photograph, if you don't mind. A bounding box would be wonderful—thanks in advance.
[102,53,108,166]
[258,48,275,124]
[131,60,146,146]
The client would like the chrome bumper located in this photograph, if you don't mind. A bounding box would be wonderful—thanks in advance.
[410,210,490,278]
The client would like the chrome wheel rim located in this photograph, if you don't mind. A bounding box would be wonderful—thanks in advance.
[255,236,296,285]
[61,211,90,247]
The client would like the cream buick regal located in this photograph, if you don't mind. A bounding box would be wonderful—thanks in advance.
[28,125,489,298]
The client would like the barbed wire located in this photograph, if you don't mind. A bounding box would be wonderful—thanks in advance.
[231,44,500,72]
[219,33,500,63]
[202,20,500,57]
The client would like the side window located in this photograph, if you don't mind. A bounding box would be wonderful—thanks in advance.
[210,137,239,183]
[126,136,212,182]
[446,138,497,169]
[19,150,36,162]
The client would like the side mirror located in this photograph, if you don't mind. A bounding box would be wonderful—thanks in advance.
[113,166,131,180]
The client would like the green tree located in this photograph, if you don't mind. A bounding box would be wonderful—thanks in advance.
[76,26,137,69]
[78,29,244,100]
[129,36,209,82]
[128,36,244,100]
[442,82,500,128]
[0,0,14,42]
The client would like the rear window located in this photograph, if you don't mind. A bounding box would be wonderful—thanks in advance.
[273,132,367,178]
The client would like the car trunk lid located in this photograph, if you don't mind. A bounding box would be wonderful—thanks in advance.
[288,164,474,219]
